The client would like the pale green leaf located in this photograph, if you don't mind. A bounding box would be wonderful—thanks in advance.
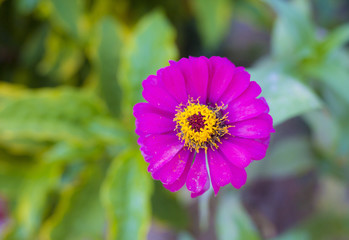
[255,136,315,178]
[191,0,233,50]
[101,151,153,240]
[273,214,349,240]
[321,24,349,54]
[216,193,261,240]
[267,0,315,60]
[250,65,322,125]
[304,50,349,104]
[304,110,339,156]
[273,230,310,240]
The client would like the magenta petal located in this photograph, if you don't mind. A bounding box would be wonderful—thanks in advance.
[186,151,209,195]
[207,56,235,103]
[139,132,180,157]
[219,67,250,104]
[139,133,182,166]
[228,137,268,160]
[163,155,193,192]
[226,98,268,123]
[134,100,175,136]
[147,146,184,174]
[135,111,175,135]
[233,81,262,103]
[159,64,188,103]
[133,102,173,119]
[229,113,274,138]
[142,75,178,112]
[191,179,210,198]
[152,148,193,185]
[176,57,209,103]
[228,163,247,189]
[218,138,251,168]
[207,150,233,195]
[260,97,270,113]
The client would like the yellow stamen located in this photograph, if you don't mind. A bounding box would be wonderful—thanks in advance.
[174,98,229,153]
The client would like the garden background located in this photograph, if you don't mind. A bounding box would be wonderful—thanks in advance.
[0,0,349,239]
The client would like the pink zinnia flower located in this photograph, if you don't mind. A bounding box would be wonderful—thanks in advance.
[134,56,274,197]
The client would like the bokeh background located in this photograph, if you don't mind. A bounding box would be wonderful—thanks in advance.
[1,0,349,239]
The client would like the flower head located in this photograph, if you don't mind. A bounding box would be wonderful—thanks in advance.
[134,56,274,197]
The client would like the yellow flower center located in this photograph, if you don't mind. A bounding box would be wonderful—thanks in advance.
[174,98,229,153]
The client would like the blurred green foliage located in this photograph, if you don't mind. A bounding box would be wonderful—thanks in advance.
[0,0,349,239]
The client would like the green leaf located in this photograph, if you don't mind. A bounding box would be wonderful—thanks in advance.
[93,16,123,117]
[191,0,233,50]
[273,214,349,240]
[119,9,178,114]
[304,110,339,156]
[38,32,83,82]
[16,0,40,15]
[151,181,189,229]
[0,150,33,199]
[321,24,349,55]
[5,162,62,239]
[216,193,261,240]
[178,232,195,240]
[101,150,153,240]
[267,0,315,61]
[315,176,349,215]
[252,136,315,179]
[20,25,48,68]
[40,165,105,240]
[0,84,108,153]
[304,50,349,104]
[249,65,322,125]
[272,230,310,240]
[49,0,84,39]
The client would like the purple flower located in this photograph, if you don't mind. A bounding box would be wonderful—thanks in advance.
[134,56,274,197]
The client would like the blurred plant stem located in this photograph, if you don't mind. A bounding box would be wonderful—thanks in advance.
[198,187,212,232]
[199,154,213,233]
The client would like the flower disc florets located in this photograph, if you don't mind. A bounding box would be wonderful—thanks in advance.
[174,98,229,153]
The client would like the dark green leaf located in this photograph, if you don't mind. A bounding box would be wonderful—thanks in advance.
[119,9,178,114]
[93,17,123,117]
[50,0,83,39]
[191,0,233,50]
[4,162,62,239]
[40,166,105,240]
[16,0,39,14]
[151,181,189,229]
[0,84,108,152]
